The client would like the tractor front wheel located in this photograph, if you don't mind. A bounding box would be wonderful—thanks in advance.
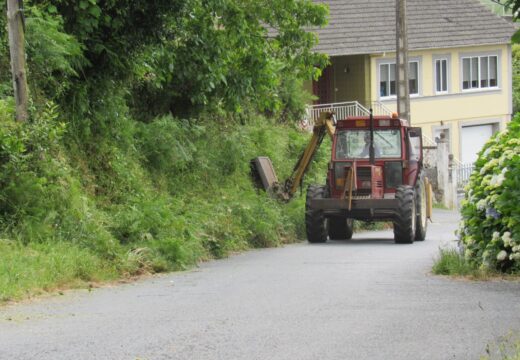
[306,185,328,243]
[328,218,354,240]
[393,185,416,244]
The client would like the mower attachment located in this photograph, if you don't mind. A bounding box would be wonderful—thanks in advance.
[250,157,279,192]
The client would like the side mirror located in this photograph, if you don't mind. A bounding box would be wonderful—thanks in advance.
[408,129,421,138]
[407,127,423,162]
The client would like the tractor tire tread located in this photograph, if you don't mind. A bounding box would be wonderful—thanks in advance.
[328,218,354,240]
[306,185,328,243]
[393,185,415,244]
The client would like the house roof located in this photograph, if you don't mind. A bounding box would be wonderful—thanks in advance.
[312,0,517,56]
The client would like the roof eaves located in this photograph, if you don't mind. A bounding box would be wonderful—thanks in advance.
[321,40,514,58]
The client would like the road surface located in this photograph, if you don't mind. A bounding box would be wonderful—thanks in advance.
[1,209,519,360]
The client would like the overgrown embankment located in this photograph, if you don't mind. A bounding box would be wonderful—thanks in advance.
[0,106,329,302]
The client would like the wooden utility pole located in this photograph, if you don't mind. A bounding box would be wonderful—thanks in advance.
[396,0,410,123]
[7,0,29,122]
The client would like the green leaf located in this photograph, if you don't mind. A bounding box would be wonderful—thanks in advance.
[512,29,520,44]
[89,6,102,18]
[79,1,89,10]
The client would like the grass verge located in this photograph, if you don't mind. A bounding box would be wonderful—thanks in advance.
[433,248,520,280]
[0,240,120,302]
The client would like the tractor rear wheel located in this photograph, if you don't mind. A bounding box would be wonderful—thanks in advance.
[393,185,416,244]
[328,218,354,240]
[305,185,328,243]
[415,177,428,241]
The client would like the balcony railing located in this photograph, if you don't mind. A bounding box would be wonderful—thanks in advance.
[305,101,394,127]
[370,101,393,117]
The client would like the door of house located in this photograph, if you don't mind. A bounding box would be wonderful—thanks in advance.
[313,66,334,104]
[460,124,494,164]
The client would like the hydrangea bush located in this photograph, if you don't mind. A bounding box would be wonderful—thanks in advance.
[459,117,520,272]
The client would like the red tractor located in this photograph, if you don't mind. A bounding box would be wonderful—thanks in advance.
[252,111,432,244]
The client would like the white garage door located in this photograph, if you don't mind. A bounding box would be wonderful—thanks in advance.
[460,124,494,164]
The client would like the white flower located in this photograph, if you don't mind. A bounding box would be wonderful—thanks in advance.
[481,175,492,186]
[477,199,487,211]
[510,253,520,261]
[490,175,498,187]
[496,173,505,187]
[502,232,512,247]
[497,250,508,262]
[501,167,508,175]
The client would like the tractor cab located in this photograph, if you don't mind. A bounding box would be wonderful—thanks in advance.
[329,115,423,201]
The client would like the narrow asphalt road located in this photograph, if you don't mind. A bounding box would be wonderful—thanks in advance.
[1,209,519,360]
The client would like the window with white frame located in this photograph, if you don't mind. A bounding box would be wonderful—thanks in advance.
[435,58,448,93]
[379,61,419,98]
[462,55,498,90]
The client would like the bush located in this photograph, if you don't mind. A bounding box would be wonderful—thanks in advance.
[458,117,520,273]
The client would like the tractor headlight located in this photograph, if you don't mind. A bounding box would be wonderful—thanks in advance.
[334,162,352,189]
[384,161,403,188]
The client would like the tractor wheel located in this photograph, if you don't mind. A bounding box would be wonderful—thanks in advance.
[414,177,428,241]
[328,218,354,240]
[393,185,416,244]
[305,185,328,243]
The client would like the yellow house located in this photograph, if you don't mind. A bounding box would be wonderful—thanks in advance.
[306,0,517,164]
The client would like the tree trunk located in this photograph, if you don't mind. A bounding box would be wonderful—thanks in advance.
[7,0,29,122]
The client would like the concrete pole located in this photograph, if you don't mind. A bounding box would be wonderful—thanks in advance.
[396,0,410,123]
[7,0,29,122]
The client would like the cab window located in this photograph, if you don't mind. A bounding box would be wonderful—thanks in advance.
[335,129,402,159]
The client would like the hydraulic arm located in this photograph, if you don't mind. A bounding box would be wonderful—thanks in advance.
[251,112,336,201]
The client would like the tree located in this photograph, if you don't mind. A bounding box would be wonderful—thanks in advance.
[27,0,328,120]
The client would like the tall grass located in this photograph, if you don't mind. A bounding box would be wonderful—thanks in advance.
[432,248,478,276]
[0,111,329,302]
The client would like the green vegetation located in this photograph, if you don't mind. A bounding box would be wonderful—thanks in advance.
[0,1,331,302]
[481,0,511,15]
[455,116,520,274]
[0,115,329,302]
[433,248,488,278]
[482,333,520,360]
[513,44,520,114]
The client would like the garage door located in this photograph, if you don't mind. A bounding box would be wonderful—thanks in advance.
[460,124,494,164]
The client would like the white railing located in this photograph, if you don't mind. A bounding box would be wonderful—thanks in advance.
[455,162,475,191]
[422,135,437,147]
[306,101,397,126]
[370,101,393,116]
[305,101,370,126]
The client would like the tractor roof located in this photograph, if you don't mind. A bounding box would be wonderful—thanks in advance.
[336,116,409,129]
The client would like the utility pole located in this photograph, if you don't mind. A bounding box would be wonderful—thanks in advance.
[7,0,29,122]
[396,0,410,123]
